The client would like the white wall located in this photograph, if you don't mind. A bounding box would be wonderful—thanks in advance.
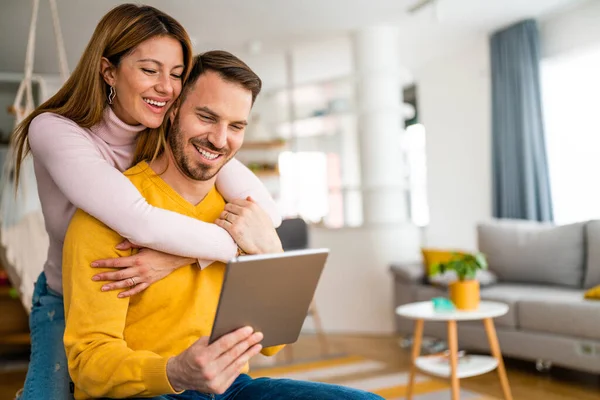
[241,52,288,93]
[540,0,600,59]
[416,36,492,251]
[307,224,421,334]
[242,36,354,91]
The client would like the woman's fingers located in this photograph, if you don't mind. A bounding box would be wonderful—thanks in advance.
[115,239,142,250]
[224,202,246,216]
[93,266,138,284]
[220,210,239,224]
[97,269,142,291]
[92,254,139,268]
[92,247,187,297]
[215,218,232,233]
[117,282,149,298]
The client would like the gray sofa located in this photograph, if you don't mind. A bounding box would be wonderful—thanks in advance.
[391,219,600,375]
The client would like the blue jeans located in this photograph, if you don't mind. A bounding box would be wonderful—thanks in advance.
[19,276,382,400]
[108,373,383,400]
[19,272,74,400]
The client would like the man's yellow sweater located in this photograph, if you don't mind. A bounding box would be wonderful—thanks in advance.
[62,161,283,399]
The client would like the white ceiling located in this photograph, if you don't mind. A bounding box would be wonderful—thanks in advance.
[0,0,585,74]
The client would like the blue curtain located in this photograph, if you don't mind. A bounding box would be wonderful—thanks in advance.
[490,19,553,221]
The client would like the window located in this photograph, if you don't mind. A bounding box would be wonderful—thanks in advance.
[541,45,600,224]
[278,151,329,224]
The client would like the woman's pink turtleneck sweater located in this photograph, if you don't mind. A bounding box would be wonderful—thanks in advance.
[29,107,280,294]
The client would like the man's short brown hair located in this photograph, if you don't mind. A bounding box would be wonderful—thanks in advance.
[181,50,262,105]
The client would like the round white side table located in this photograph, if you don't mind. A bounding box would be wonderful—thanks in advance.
[396,301,513,400]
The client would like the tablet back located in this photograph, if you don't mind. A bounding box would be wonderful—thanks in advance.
[209,248,329,348]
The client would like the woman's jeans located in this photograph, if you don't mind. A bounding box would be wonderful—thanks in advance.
[19,272,73,400]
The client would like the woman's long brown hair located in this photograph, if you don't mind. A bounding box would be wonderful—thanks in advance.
[11,3,193,185]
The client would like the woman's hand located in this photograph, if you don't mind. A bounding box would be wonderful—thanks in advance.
[215,196,283,255]
[91,240,195,297]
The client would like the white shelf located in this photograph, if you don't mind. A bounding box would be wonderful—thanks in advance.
[262,75,357,97]
[275,113,355,138]
[241,139,288,150]
[262,71,414,98]
[415,355,498,379]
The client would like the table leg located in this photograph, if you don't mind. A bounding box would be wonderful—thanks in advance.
[406,319,424,400]
[447,320,460,400]
[483,318,513,400]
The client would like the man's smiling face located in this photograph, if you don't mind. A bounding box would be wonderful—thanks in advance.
[168,70,252,181]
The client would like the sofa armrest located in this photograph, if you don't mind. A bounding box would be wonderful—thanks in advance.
[390,262,425,284]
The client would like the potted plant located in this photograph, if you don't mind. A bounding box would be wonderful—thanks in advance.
[430,252,488,310]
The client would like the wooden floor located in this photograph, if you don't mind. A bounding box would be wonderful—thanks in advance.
[258,334,600,400]
[1,334,599,399]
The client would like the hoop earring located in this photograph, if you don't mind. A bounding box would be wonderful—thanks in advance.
[108,86,116,104]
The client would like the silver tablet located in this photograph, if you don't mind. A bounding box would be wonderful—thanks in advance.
[209,248,329,348]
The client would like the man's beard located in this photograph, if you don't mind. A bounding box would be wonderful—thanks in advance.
[168,114,231,181]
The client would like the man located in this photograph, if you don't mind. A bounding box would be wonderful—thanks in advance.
[62,51,382,400]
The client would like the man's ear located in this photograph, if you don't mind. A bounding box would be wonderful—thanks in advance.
[168,100,180,124]
[100,57,117,87]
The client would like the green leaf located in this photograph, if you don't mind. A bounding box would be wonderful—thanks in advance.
[475,252,488,269]
[427,252,487,281]
[430,262,441,276]
[465,271,476,280]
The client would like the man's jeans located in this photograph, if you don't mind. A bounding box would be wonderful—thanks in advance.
[110,374,384,400]
[18,276,382,400]
[18,272,74,400]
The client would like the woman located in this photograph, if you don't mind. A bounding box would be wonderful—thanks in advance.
[12,4,279,399]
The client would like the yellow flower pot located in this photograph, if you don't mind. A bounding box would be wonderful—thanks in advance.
[449,280,480,310]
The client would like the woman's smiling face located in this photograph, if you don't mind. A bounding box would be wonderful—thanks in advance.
[102,35,184,128]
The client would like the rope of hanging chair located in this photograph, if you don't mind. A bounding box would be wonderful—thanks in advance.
[49,0,69,81]
[12,0,39,124]
[12,0,69,124]
[1,0,70,312]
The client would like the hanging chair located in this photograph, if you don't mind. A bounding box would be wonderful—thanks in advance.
[0,0,68,311]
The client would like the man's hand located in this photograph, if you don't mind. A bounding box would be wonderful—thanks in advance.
[215,197,283,255]
[166,326,263,394]
[91,240,195,297]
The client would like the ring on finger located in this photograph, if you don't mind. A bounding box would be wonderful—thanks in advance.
[129,277,136,287]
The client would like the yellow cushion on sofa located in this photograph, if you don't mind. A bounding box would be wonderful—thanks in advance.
[421,248,466,276]
[584,285,600,300]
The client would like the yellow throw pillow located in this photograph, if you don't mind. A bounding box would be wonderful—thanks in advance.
[421,248,466,277]
[584,285,600,300]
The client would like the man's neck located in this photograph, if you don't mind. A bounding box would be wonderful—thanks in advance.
[149,148,216,206]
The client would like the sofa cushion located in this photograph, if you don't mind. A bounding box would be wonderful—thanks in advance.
[477,284,523,328]
[584,285,600,300]
[421,248,466,278]
[390,262,425,284]
[477,219,586,288]
[584,221,600,289]
[479,283,586,329]
[519,294,600,341]
[414,284,446,303]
